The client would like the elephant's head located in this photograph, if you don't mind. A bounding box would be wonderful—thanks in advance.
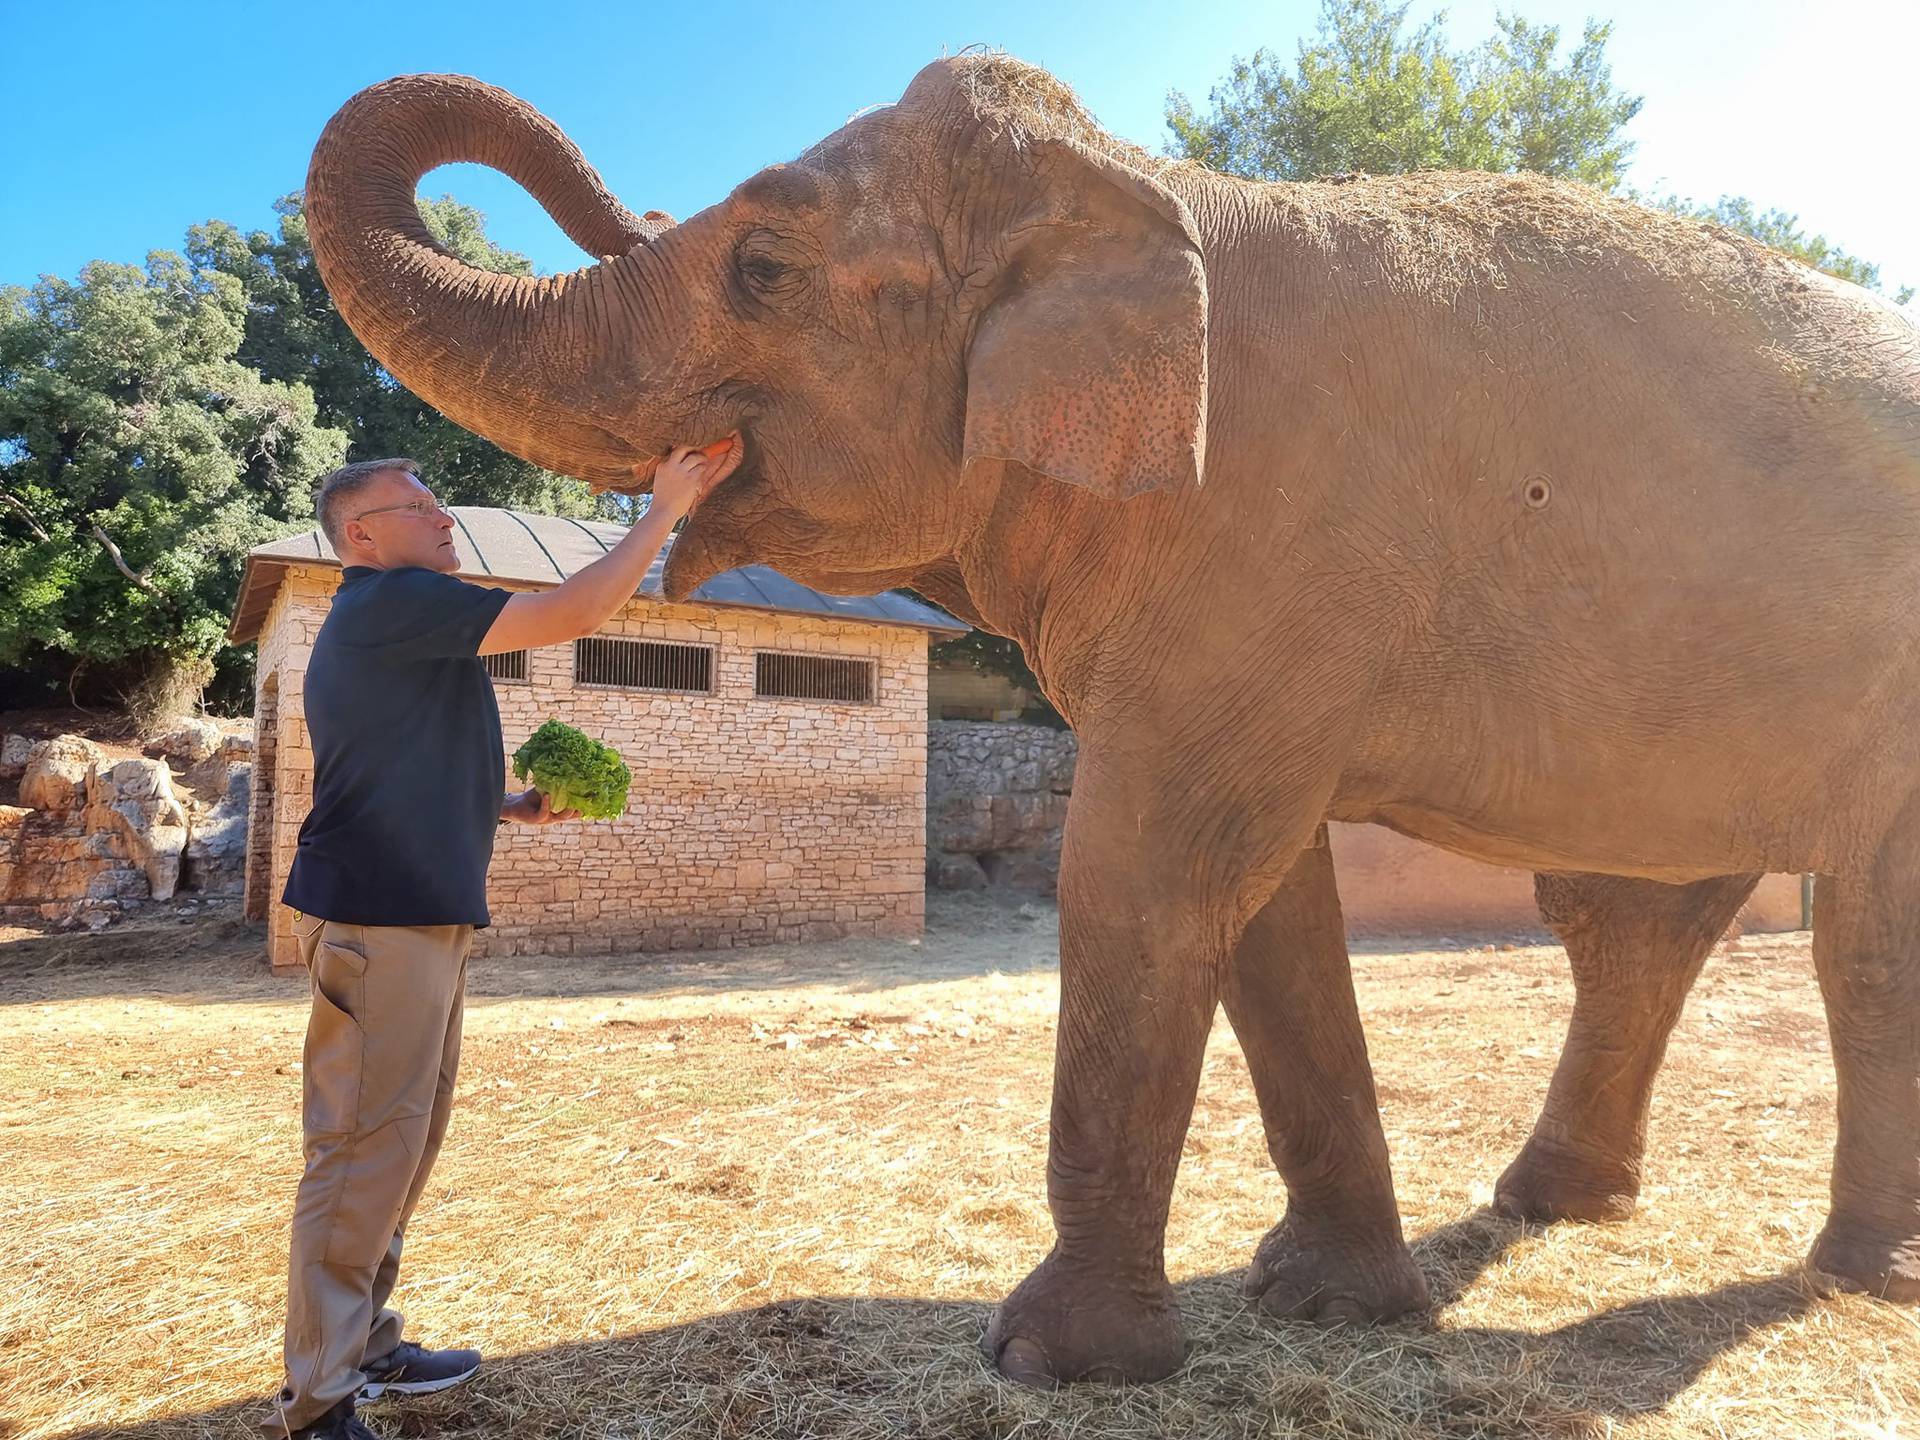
[305,55,1208,601]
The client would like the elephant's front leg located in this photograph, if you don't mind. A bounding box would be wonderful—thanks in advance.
[1224,829,1430,1323]
[983,778,1276,1386]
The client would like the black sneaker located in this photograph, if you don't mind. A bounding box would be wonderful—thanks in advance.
[358,1340,482,1400]
[287,1397,382,1438]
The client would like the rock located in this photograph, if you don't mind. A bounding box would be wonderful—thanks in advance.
[0,805,29,901]
[148,717,222,765]
[929,852,990,890]
[183,733,256,803]
[1044,746,1077,792]
[1,733,34,777]
[85,866,149,901]
[183,761,251,896]
[930,794,995,853]
[19,736,104,812]
[982,850,1061,895]
[926,720,1078,892]
[85,758,189,901]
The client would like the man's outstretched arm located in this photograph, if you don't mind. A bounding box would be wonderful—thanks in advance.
[478,443,737,655]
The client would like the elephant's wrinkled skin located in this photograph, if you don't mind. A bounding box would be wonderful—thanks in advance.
[306,56,1920,1382]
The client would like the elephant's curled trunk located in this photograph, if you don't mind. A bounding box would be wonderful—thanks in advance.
[305,73,671,484]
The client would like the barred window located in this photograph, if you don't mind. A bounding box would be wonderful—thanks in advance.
[754,651,875,703]
[482,649,530,683]
[574,636,713,693]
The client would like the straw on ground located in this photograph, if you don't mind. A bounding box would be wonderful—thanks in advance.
[1,894,1914,1439]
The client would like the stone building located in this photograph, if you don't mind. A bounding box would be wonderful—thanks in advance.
[227,508,965,970]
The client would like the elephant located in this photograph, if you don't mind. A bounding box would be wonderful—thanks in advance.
[304,54,1920,1385]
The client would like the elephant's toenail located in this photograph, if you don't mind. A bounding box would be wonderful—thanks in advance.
[996,1337,1059,1389]
[1317,1296,1370,1327]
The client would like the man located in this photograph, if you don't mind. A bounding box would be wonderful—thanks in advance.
[265,444,733,1440]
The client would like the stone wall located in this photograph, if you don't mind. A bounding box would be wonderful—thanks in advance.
[250,567,931,968]
[925,721,1075,892]
[923,720,1810,935]
[247,574,309,963]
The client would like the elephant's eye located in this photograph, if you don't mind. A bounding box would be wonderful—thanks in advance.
[734,230,812,306]
[741,253,790,286]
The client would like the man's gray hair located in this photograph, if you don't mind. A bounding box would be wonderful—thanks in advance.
[315,458,421,556]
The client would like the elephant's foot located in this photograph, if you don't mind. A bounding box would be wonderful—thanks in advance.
[1493,1136,1640,1224]
[1808,1222,1920,1302]
[1243,1213,1430,1324]
[983,1251,1185,1387]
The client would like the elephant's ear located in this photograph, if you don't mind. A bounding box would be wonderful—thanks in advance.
[964,139,1208,499]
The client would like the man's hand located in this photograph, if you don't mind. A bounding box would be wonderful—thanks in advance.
[650,438,740,521]
[501,788,580,825]
[478,435,742,658]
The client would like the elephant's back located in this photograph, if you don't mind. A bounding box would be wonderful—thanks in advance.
[1248,169,1919,448]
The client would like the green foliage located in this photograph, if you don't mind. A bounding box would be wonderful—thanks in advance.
[0,192,638,717]
[925,622,1065,728]
[1166,1,1910,306]
[511,719,632,820]
[1651,194,1913,304]
[0,252,345,684]
[1166,0,1641,187]
[186,195,623,519]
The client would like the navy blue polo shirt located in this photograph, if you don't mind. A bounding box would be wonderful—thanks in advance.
[283,566,514,927]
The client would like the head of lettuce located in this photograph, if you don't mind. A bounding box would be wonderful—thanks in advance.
[510,720,632,821]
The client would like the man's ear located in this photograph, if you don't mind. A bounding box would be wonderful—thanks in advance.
[337,519,372,561]
[963,139,1208,499]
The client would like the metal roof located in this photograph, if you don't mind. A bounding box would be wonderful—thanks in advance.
[226,507,970,644]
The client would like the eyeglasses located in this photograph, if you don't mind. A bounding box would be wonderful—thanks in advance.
[352,495,449,521]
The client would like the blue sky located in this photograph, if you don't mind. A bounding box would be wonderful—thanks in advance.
[2,0,1913,301]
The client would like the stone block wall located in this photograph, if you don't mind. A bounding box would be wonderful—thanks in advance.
[250,567,930,968]
[247,570,319,965]
[925,721,1075,892]
[924,720,1811,935]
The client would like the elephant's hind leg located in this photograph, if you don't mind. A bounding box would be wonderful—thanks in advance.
[1223,829,1430,1324]
[1808,810,1920,1301]
[1495,871,1759,1223]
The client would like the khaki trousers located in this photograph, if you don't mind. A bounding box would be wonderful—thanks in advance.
[265,916,472,1436]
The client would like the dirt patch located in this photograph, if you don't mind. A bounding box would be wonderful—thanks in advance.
[1,900,1911,1440]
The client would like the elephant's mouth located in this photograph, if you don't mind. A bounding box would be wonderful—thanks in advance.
[599,427,754,500]
[658,434,767,599]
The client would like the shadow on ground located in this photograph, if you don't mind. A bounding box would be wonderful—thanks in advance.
[1,892,1557,1014]
[52,1211,1824,1440]
[0,894,1077,1010]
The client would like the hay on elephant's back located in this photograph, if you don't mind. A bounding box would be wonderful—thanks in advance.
[950,50,1191,175]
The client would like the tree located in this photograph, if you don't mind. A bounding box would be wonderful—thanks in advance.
[0,253,346,713]
[0,194,638,720]
[1166,0,1641,187]
[1653,195,1913,305]
[1167,0,1912,305]
[186,195,625,520]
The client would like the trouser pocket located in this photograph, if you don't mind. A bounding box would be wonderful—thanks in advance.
[303,932,367,1138]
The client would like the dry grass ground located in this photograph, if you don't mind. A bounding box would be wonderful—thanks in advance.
[2,895,1915,1440]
